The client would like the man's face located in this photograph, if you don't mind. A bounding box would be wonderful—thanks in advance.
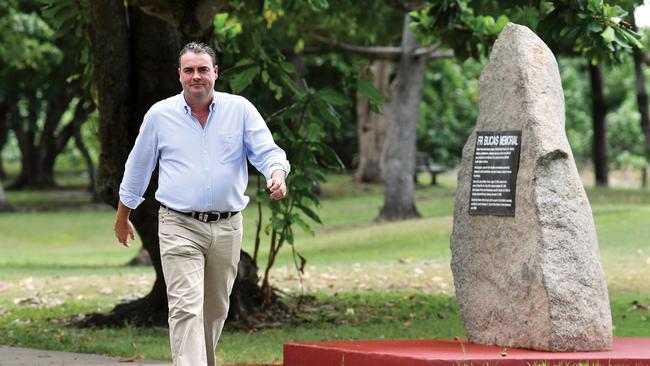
[178,52,218,102]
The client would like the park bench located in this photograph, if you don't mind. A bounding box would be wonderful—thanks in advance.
[415,151,447,186]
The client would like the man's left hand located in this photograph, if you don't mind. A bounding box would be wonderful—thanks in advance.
[267,170,287,200]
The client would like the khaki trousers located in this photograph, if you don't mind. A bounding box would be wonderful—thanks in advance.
[158,207,242,366]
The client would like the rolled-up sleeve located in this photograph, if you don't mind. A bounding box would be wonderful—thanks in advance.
[243,101,290,180]
[119,113,159,209]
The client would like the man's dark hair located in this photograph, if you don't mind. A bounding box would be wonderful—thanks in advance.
[179,42,216,66]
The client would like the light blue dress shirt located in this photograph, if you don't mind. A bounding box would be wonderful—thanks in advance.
[119,91,290,213]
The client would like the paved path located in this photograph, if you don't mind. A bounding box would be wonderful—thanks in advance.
[0,346,172,366]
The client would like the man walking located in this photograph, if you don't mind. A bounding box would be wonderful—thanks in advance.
[114,42,290,366]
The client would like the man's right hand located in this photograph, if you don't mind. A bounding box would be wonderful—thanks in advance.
[115,219,135,247]
[115,201,135,247]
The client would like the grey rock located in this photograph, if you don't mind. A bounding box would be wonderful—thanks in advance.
[450,23,612,351]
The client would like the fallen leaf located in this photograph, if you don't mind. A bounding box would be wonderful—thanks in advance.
[398,256,416,264]
[320,273,337,280]
[19,277,35,290]
[118,355,144,363]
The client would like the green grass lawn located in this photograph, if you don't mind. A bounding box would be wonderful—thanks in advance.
[0,172,649,364]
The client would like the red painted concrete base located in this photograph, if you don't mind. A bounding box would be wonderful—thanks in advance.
[284,337,650,366]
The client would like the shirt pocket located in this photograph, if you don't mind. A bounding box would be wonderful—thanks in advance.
[217,134,242,163]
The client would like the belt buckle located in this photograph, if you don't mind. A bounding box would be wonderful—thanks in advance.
[213,212,221,222]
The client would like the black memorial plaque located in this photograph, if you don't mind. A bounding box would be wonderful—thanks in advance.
[469,130,522,216]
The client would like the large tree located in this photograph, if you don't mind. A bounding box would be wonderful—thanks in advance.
[588,63,609,186]
[7,83,93,190]
[626,1,650,187]
[0,183,10,211]
[0,0,92,190]
[307,1,452,220]
[355,60,392,183]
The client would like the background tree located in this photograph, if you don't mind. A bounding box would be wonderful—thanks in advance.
[0,0,93,190]
[303,1,453,220]
[413,0,642,187]
[418,58,482,167]
[625,0,650,187]
[355,60,391,183]
[588,62,610,186]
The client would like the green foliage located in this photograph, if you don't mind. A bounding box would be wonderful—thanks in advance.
[559,58,593,163]
[411,1,513,60]
[213,3,346,292]
[412,0,642,63]
[0,0,96,184]
[0,0,61,71]
[559,54,650,169]
[604,60,648,169]
[418,58,483,166]
[537,0,642,63]
[39,0,93,97]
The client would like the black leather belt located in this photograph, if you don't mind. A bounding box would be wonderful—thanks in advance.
[161,204,239,223]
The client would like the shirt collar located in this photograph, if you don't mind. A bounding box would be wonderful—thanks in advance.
[179,90,217,114]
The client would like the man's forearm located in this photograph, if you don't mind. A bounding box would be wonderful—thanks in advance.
[116,201,132,222]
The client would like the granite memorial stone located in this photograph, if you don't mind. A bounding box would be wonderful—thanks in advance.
[450,23,612,351]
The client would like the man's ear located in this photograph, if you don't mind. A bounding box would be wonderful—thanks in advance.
[214,65,219,79]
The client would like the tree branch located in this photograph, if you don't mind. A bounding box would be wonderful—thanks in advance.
[309,34,453,60]
[383,0,427,12]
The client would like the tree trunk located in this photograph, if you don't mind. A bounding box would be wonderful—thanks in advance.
[379,15,424,221]
[9,93,46,190]
[73,128,97,197]
[355,60,392,183]
[642,166,648,190]
[83,0,173,327]
[630,12,650,191]
[633,45,650,156]
[0,182,11,212]
[0,101,8,181]
[633,48,650,190]
[9,89,84,190]
[588,63,608,187]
